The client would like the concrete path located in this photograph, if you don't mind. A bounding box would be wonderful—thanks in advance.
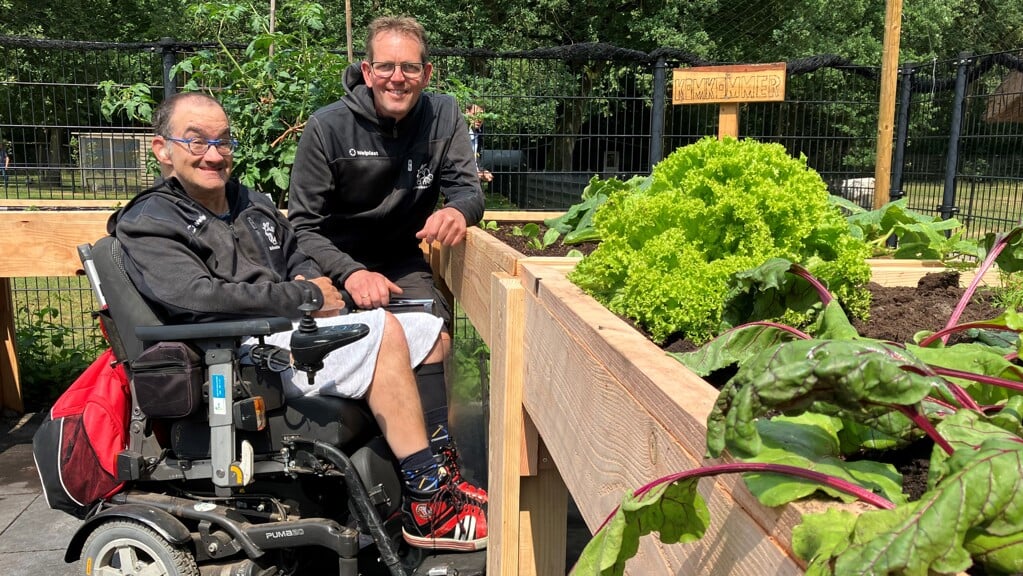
[0,412,80,576]
[0,411,590,575]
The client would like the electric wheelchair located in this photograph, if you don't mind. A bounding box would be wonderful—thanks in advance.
[62,236,485,576]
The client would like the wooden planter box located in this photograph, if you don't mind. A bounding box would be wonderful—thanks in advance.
[435,225,991,575]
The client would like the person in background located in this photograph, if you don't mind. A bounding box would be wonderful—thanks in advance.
[287,15,488,505]
[111,91,487,552]
[1,143,10,190]
[465,104,493,183]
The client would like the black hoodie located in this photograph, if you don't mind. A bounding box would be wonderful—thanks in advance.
[287,63,484,285]
[109,177,324,323]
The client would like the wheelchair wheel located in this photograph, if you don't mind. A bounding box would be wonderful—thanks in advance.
[81,519,199,576]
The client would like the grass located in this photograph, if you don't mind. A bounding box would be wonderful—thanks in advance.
[2,170,144,201]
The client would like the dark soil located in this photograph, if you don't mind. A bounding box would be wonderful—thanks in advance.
[489,224,1007,510]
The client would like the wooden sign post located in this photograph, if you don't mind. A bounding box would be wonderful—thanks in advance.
[672,62,787,139]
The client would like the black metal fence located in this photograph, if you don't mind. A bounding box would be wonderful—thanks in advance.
[3,36,1023,391]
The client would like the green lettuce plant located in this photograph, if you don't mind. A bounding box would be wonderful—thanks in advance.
[568,136,873,344]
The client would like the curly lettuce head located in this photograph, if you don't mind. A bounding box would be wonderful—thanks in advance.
[569,137,871,344]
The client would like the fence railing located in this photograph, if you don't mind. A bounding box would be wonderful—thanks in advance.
[3,36,1023,409]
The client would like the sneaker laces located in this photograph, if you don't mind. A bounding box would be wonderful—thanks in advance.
[439,443,488,505]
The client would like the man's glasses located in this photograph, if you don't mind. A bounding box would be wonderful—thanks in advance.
[164,136,239,156]
[369,61,426,79]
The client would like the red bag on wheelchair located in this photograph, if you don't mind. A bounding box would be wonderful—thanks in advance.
[32,348,130,518]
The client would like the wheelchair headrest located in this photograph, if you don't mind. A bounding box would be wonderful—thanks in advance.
[87,236,164,363]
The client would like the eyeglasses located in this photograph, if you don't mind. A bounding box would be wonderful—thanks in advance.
[369,61,426,79]
[164,136,239,156]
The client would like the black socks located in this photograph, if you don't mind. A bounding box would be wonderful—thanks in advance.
[400,448,442,497]
[415,362,450,453]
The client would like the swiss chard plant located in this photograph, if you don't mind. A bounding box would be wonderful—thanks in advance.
[572,228,1023,575]
[835,196,982,262]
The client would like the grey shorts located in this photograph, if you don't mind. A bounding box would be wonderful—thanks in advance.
[377,258,453,331]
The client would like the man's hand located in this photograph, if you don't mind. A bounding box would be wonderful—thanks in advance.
[296,275,345,317]
[344,269,403,309]
[478,170,493,183]
[416,206,468,247]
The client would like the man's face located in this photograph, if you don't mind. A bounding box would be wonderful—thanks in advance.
[361,30,433,122]
[152,98,232,197]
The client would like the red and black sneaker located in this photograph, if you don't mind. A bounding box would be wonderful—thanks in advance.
[402,482,488,551]
[439,442,489,505]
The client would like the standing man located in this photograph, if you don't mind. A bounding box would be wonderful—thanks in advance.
[465,104,493,183]
[112,91,487,551]
[288,16,486,502]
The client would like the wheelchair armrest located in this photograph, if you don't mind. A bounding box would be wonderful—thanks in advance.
[290,323,371,375]
[135,317,293,343]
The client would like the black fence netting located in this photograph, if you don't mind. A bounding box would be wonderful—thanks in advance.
[2,37,1023,396]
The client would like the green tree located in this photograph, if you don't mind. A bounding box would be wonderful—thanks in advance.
[102,1,349,205]
[4,0,187,40]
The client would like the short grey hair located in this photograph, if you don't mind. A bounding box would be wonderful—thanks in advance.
[152,92,224,136]
[365,16,429,63]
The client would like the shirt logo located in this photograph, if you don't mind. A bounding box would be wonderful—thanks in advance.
[187,213,207,234]
[261,221,281,251]
[349,148,379,157]
[415,164,434,190]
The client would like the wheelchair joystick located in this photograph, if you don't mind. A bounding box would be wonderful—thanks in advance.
[289,310,371,386]
[297,302,319,334]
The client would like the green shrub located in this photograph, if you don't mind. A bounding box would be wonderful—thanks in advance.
[16,306,104,410]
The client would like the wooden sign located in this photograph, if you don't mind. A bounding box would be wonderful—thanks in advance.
[672,62,787,139]
[672,63,787,105]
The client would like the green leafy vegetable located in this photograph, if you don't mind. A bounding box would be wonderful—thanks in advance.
[842,198,980,261]
[706,339,941,458]
[795,410,1023,576]
[568,136,872,344]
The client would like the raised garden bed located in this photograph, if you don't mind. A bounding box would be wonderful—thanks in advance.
[436,223,1001,575]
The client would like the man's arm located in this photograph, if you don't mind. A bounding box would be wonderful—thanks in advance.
[416,103,485,246]
[287,115,368,284]
[437,108,486,228]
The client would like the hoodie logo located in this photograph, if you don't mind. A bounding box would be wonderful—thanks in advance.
[187,213,207,234]
[349,148,379,157]
[261,221,281,251]
[415,163,434,190]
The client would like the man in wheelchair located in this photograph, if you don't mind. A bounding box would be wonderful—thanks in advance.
[98,91,487,565]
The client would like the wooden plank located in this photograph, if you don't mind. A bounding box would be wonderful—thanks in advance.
[0,279,23,414]
[873,0,903,209]
[869,264,1001,287]
[1,199,126,209]
[519,440,568,576]
[487,272,527,576]
[482,210,564,223]
[0,211,110,277]
[719,102,740,139]
[519,266,803,574]
[439,227,525,347]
